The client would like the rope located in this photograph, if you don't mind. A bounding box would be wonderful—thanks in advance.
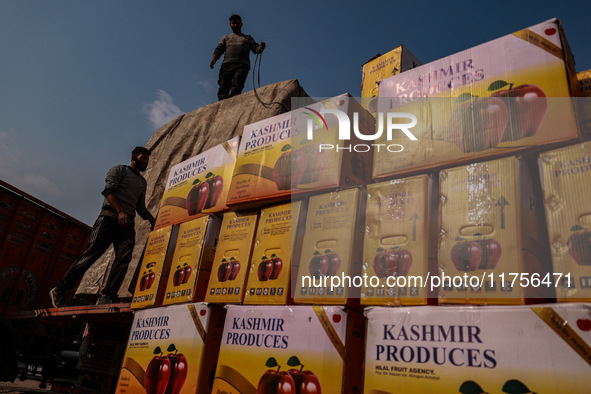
[252,52,288,112]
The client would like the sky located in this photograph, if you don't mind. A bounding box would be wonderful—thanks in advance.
[0,0,590,226]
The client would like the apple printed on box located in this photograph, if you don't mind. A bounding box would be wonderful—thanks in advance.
[131,226,175,310]
[204,211,259,304]
[153,137,239,230]
[539,142,591,302]
[374,18,580,180]
[364,304,591,394]
[226,94,374,207]
[162,215,222,306]
[243,200,305,305]
[115,303,224,394]
[438,155,553,305]
[362,175,438,306]
[211,305,365,394]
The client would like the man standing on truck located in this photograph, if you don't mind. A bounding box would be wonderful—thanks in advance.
[210,14,266,100]
[49,146,156,307]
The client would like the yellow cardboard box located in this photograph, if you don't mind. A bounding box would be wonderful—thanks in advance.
[294,187,365,306]
[362,175,438,305]
[227,95,374,207]
[365,304,591,394]
[205,211,259,304]
[154,137,239,230]
[438,155,553,304]
[374,18,580,180]
[162,216,221,306]
[131,226,175,310]
[539,142,591,301]
[115,303,226,394]
[361,45,421,114]
[243,200,306,305]
[212,305,365,394]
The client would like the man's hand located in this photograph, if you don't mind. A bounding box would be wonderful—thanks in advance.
[257,42,266,54]
[210,59,216,69]
[118,211,130,227]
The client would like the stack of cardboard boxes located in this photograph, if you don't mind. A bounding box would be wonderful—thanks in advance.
[115,17,591,394]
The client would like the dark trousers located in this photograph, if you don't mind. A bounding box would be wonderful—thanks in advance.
[217,62,249,100]
[56,215,135,297]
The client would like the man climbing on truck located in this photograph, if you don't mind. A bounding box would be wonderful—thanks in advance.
[49,146,156,307]
[210,14,266,100]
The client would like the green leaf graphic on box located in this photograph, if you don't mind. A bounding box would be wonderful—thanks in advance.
[488,80,510,91]
[571,225,585,232]
[281,144,292,152]
[265,357,279,368]
[287,356,301,367]
[457,93,474,103]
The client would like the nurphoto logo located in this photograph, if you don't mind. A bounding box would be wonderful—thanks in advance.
[304,106,418,152]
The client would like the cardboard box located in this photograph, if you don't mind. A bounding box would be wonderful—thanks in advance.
[576,70,591,137]
[374,18,579,180]
[578,70,591,97]
[226,95,374,207]
[212,305,365,394]
[243,200,306,305]
[361,45,421,114]
[131,226,176,309]
[162,216,222,306]
[361,175,438,305]
[154,137,239,230]
[438,155,553,304]
[205,211,259,304]
[293,187,365,305]
[115,303,226,394]
[539,142,591,301]
[364,304,591,394]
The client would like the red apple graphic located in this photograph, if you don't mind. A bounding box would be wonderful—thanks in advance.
[309,251,329,278]
[181,264,192,284]
[287,356,321,394]
[172,266,185,287]
[489,80,547,141]
[324,250,341,276]
[568,227,591,266]
[451,239,482,271]
[145,347,171,394]
[577,319,591,331]
[186,180,210,215]
[273,144,306,190]
[395,248,413,276]
[165,344,187,394]
[140,271,149,291]
[448,95,509,153]
[372,247,397,278]
[270,254,283,280]
[204,173,224,209]
[298,143,328,184]
[475,237,502,269]
[217,259,232,282]
[228,257,241,280]
[147,270,156,289]
[257,357,296,394]
[258,256,274,281]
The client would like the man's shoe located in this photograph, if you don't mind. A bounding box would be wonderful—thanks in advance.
[96,294,115,305]
[49,287,66,308]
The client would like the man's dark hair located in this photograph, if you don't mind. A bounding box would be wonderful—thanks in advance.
[229,14,241,22]
[131,146,151,160]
